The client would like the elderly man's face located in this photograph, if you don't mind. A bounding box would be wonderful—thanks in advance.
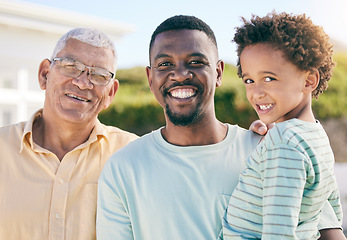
[39,39,118,126]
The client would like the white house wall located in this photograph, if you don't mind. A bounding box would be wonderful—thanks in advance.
[0,0,133,126]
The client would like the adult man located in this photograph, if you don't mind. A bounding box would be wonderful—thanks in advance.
[97,15,344,239]
[0,28,137,240]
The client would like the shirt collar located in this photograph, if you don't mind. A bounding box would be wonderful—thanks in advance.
[20,109,42,152]
[20,109,110,152]
[78,118,110,149]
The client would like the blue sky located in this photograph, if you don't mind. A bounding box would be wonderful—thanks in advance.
[23,0,347,69]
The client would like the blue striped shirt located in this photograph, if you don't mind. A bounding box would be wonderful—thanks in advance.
[223,119,342,239]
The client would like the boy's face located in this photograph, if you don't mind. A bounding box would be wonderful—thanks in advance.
[240,43,311,124]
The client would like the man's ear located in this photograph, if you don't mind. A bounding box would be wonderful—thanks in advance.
[104,79,119,109]
[216,60,225,88]
[146,66,153,92]
[303,69,319,94]
[38,59,51,90]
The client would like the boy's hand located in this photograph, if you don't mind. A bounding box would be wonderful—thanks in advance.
[249,120,275,135]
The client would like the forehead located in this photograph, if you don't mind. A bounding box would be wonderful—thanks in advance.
[150,29,218,61]
[241,44,288,66]
[240,43,302,75]
[58,39,115,71]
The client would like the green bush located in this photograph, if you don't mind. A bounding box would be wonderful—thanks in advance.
[312,53,347,119]
[99,101,165,136]
[215,63,257,128]
[99,66,165,135]
[99,54,347,136]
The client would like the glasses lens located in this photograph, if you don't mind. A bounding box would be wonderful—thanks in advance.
[59,59,83,78]
[89,68,112,85]
[54,58,113,86]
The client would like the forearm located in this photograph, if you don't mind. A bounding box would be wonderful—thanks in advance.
[319,228,346,240]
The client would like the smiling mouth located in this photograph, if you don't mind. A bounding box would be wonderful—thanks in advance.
[168,88,197,99]
[258,103,273,110]
[66,93,90,102]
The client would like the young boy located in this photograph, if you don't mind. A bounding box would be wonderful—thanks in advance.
[223,12,343,239]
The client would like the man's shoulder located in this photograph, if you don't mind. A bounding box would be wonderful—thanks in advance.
[0,122,26,137]
[226,123,262,145]
[0,122,27,153]
[110,130,156,154]
[103,130,157,170]
[102,124,136,135]
[101,124,139,142]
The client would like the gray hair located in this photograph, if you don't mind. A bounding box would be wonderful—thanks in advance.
[51,28,117,68]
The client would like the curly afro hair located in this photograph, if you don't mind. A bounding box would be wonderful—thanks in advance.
[233,12,335,98]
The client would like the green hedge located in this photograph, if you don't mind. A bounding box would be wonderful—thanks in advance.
[99,53,347,136]
[312,53,347,118]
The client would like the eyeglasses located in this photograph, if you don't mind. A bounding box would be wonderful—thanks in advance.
[52,57,115,86]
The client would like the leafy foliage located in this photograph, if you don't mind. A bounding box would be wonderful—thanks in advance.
[99,53,347,136]
[312,53,347,119]
[99,66,165,136]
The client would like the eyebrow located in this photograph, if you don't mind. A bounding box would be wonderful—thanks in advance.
[154,54,171,61]
[242,71,278,78]
[262,71,278,76]
[189,53,207,58]
[154,52,208,61]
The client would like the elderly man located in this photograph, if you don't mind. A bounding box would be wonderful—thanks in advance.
[0,28,137,240]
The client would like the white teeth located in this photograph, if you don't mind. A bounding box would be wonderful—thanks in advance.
[259,104,273,110]
[170,89,195,99]
[66,94,89,102]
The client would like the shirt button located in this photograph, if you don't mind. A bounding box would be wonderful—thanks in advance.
[59,179,64,184]
[55,213,61,219]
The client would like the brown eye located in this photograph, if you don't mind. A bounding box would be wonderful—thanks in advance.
[244,79,253,84]
[264,77,275,82]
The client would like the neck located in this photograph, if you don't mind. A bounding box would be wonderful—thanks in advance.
[297,100,316,123]
[278,97,316,124]
[32,114,95,161]
[161,117,227,146]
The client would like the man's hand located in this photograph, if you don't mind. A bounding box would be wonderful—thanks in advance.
[249,120,275,136]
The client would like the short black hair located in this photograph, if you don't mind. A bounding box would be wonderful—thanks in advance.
[234,12,335,98]
[149,15,218,60]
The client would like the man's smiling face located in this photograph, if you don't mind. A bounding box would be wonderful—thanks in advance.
[146,29,222,126]
[40,39,117,125]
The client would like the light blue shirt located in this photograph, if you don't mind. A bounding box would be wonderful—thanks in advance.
[97,124,260,239]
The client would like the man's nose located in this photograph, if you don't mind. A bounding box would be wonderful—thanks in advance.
[72,69,93,90]
[170,64,193,82]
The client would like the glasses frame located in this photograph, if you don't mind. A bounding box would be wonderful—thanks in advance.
[52,57,115,86]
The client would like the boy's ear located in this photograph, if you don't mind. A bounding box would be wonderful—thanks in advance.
[303,69,319,94]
